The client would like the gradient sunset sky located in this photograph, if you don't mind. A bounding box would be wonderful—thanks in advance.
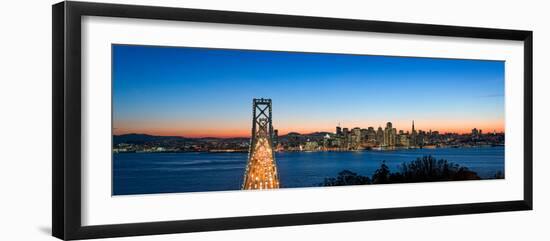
[112,45,505,138]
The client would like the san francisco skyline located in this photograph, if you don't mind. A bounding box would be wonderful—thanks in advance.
[112,45,505,138]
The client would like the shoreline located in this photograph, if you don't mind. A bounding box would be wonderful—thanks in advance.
[113,145,503,154]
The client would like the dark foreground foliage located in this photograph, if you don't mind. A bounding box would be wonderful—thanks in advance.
[322,155,481,186]
[322,170,371,186]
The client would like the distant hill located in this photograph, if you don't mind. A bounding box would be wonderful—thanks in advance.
[279,131,332,142]
[113,133,250,145]
[114,132,332,145]
[113,134,190,145]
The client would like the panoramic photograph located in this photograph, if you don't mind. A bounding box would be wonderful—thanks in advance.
[112,44,505,195]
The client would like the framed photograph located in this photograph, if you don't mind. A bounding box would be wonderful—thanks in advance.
[52,1,533,240]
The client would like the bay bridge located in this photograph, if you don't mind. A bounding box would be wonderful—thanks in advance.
[242,98,280,190]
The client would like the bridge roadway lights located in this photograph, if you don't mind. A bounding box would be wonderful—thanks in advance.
[242,98,280,190]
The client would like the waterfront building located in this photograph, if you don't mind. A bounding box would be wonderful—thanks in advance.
[376,127,384,145]
[418,130,426,146]
[351,127,362,149]
[384,122,397,147]
[304,141,319,151]
[331,137,342,149]
[399,134,409,146]
[360,128,368,144]
[366,127,376,143]
[341,128,350,149]
[392,128,397,146]
[343,128,349,137]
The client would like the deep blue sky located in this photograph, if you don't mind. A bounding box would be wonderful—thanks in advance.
[112,45,504,137]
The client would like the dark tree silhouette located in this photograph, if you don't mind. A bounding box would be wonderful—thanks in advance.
[394,155,480,183]
[323,155,481,186]
[322,170,371,186]
[372,161,391,184]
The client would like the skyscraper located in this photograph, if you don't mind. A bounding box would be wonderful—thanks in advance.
[351,127,362,149]
[411,120,417,147]
[384,122,396,147]
[376,127,384,145]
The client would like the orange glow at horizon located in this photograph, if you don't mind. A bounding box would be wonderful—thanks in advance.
[113,119,504,138]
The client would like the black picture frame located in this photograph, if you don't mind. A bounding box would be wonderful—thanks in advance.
[52,1,533,240]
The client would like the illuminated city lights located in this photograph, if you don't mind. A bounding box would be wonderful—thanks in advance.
[242,99,280,190]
